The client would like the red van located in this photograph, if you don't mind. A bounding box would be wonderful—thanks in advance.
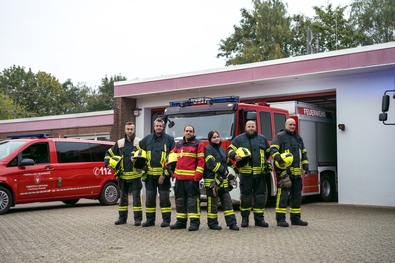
[0,134,119,215]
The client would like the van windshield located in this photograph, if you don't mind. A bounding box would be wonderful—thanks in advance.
[0,141,26,161]
[165,112,235,141]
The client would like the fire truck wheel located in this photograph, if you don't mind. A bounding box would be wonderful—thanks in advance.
[0,186,12,215]
[99,182,119,205]
[62,199,80,205]
[320,174,334,202]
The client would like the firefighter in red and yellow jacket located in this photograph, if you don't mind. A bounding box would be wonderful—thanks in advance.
[169,125,205,231]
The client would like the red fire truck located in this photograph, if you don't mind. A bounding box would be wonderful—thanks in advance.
[163,96,337,202]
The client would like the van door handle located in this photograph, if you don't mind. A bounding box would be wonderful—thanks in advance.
[45,165,54,170]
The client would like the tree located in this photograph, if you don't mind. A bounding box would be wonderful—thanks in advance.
[86,74,127,112]
[0,92,16,119]
[217,0,291,65]
[349,0,395,45]
[0,65,36,118]
[58,79,90,114]
[22,71,64,116]
[310,3,359,52]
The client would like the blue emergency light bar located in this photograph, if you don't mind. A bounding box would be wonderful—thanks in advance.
[7,133,49,139]
[169,96,240,107]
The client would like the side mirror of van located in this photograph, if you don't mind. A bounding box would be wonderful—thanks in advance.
[20,158,35,166]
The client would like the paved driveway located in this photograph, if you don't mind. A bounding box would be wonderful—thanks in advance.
[1,198,394,263]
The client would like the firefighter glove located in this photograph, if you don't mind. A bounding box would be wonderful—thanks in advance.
[209,181,218,197]
[213,185,218,197]
[158,174,166,185]
[279,175,292,188]
[262,161,273,174]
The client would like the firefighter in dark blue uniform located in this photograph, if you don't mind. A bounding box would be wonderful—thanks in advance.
[270,118,309,227]
[204,130,239,231]
[138,118,174,227]
[104,121,143,226]
[228,120,271,228]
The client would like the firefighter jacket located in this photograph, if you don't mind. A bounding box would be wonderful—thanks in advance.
[203,142,228,186]
[170,135,205,181]
[138,131,174,176]
[270,129,309,176]
[227,132,271,175]
[104,134,142,180]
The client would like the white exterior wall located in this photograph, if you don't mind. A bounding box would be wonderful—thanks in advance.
[336,70,395,207]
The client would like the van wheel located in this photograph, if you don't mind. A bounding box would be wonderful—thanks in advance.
[0,186,12,215]
[99,182,119,205]
[320,174,334,202]
[62,199,80,205]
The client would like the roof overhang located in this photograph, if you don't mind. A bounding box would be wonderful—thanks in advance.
[114,42,395,99]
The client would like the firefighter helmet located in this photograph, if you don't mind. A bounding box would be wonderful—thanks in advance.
[109,155,122,171]
[235,147,251,167]
[275,152,294,169]
[133,149,147,169]
[166,152,178,165]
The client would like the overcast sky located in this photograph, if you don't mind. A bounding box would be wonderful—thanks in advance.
[0,0,347,87]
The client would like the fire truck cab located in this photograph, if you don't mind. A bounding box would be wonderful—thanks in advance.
[164,96,288,202]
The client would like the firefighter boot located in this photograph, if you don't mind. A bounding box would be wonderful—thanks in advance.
[188,218,200,231]
[276,213,289,227]
[142,212,155,227]
[160,212,171,227]
[291,213,308,226]
[254,213,269,227]
[134,211,142,226]
[291,219,308,226]
[229,224,239,231]
[277,220,289,227]
[170,219,187,230]
[241,217,249,227]
[208,218,222,230]
[114,211,128,225]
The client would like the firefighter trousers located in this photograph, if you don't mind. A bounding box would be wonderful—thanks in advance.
[174,179,200,227]
[206,186,236,227]
[118,178,142,222]
[144,174,172,223]
[275,176,303,222]
[239,173,267,221]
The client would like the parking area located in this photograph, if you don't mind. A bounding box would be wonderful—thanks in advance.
[1,197,394,263]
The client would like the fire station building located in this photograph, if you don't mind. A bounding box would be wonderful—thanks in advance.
[1,42,394,207]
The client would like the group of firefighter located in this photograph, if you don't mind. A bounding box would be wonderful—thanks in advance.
[104,116,309,231]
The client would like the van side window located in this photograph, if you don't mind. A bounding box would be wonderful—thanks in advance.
[259,111,272,140]
[33,143,50,164]
[90,143,111,161]
[19,143,50,164]
[56,142,91,163]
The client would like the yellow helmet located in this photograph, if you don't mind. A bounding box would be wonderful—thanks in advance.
[133,149,147,159]
[166,152,178,165]
[235,147,251,167]
[133,149,147,169]
[109,155,122,171]
[236,147,251,158]
[275,152,294,169]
